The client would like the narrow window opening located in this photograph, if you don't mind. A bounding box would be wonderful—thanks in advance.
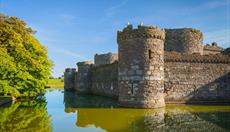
[149,49,153,59]
[131,83,134,95]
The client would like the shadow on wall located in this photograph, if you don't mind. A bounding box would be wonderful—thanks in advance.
[186,72,230,104]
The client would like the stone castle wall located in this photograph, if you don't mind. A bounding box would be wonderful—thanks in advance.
[91,62,118,98]
[65,52,230,104]
[164,52,230,103]
[165,28,203,55]
[94,52,118,66]
[64,25,230,108]
[71,52,230,104]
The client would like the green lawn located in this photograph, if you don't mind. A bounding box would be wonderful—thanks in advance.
[46,79,64,88]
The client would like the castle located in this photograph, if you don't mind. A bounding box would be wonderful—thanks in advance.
[64,24,230,108]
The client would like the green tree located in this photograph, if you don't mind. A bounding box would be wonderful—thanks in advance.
[0,97,52,132]
[0,14,53,97]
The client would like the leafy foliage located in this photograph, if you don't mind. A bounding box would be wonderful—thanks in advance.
[0,98,52,132]
[0,14,53,97]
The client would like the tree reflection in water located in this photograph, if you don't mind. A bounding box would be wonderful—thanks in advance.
[1,90,228,132]
[0,96,52,132]
[64,91,230,132]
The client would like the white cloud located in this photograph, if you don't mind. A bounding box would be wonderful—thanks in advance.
[51,47,88,60]
[59,14,77,25]
[105,0,129,17]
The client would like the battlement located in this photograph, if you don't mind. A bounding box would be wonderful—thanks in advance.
[77,61,94,67]
[65,68,76,72]
[117,24,165,43]
[164,51,230,63]
[203,42,224,55]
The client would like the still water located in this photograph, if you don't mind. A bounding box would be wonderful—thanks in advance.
[0,88,230,132]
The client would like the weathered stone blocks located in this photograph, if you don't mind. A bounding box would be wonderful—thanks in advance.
[64,68,76,91]
[75,61,93,94]
[117,24,166,108]
[164,62,230,103]
[90,62,118,98]
[94,52,118,66]
[165,28,203,55]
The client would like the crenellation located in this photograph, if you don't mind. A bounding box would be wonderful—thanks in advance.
[203,42,224,55]
[64,24,230,108]
[117,25,165,43]
[164,51,230,63]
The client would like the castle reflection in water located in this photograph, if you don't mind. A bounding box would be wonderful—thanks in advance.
[0,90,229,132]
[64,91,230,132]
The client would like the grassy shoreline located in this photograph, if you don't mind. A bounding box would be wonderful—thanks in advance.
[46,79,64,88]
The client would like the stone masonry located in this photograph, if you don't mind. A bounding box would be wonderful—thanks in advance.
[64,24,230,108]
[64,68,76,90]
[75,61,93,94]
[165,28,204,55]
[94,52,118,66]
[203,42,224,55]
[117,25,165,108]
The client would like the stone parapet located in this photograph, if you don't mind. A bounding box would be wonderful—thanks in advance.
[203,42,224,55]
[117,25,165,43]
[164,51,230,63]
[77,61,93,66]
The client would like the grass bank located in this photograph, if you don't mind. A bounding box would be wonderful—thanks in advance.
[46,79,64,88]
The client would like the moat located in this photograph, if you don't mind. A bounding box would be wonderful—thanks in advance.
[0,88,229,132]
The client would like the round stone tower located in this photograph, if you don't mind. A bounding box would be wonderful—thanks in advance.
[75,61,94,94]
[117,24,165,108]
[64,68,76,91]
[165,28,203,55]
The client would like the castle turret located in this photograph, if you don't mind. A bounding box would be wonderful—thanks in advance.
[165,28,203,55]
[94,52,118,66]
[75,61,93,94]
[117,24,165,108]
[64,68,76,91]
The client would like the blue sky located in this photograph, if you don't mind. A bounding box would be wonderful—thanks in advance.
[1,0,230,77]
